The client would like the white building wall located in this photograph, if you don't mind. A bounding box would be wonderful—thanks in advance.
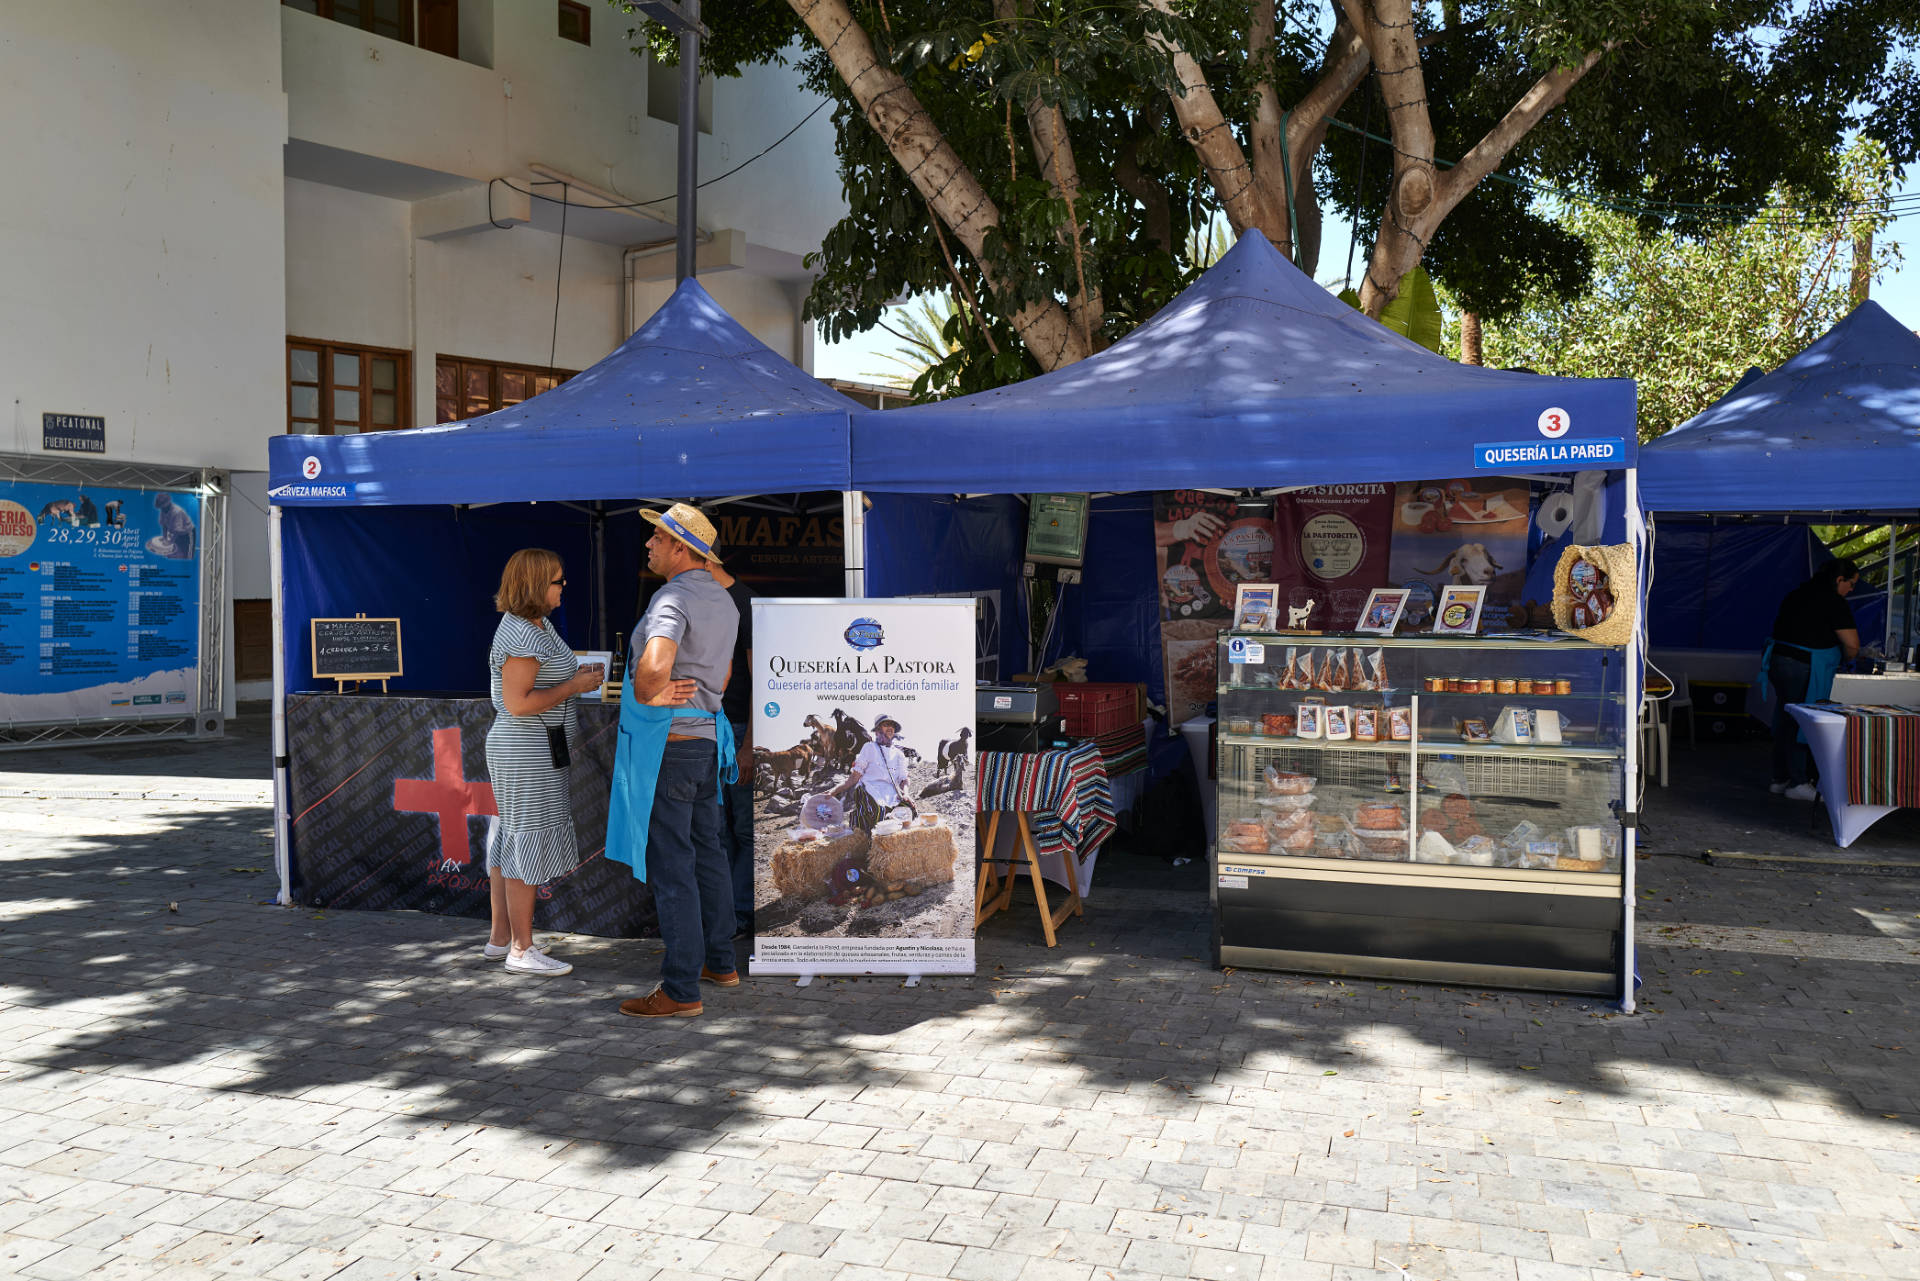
[0,1,287,471]
[280,8,842,274]
[415,229,624,425]
[3,2,846,725]
[285,180,414,356]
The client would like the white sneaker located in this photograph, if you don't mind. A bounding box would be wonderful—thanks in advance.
[504,948,572,976]
[1768,781,1791,794]
[483,941,546,961]
[1783,783,1820,802]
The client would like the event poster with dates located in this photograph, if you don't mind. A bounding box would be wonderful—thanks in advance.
[0,481,201,722]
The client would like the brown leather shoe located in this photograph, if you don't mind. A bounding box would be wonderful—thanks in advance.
[618,987,702,1018]
[700,967,740,987]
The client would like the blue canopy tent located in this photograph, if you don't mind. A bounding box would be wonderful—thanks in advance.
[1640,301,1920,518]
[267,279,859,686]
[852,231,1637,493]
[266,279,859,910]
[851,231,1647,1007]
[857,231,1642,694]
[1640,301,1920,680]
[269,281,855,507]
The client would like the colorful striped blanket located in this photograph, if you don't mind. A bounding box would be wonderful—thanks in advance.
[977,741,1116,864]
[1841,704,1920,808]
[1085,720,1147,777]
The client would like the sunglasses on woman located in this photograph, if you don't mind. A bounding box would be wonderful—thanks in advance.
[551,577,567,587]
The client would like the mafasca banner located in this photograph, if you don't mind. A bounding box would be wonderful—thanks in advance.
[0,480,201,722]
[750,598,975,976]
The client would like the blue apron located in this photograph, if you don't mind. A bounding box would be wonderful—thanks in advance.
[1756,638,1842,742]
[605,700,737,883]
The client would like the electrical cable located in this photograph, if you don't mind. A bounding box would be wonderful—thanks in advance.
[492,99,832,216]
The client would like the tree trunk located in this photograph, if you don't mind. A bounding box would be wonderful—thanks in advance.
[1282,20,1371,278]
[787,0,1090,369]
[1345,0,1608,318]
[1851,225,1873,306]
[1115,138,1175,257]
[1459,310,1483,365]
[1246,0,1293,252]
[1145,0,1290,248]
[993,0,1103,350]
[1340,0,1438,316]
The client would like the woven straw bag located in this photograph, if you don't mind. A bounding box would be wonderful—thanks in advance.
[1551,543,1636,647]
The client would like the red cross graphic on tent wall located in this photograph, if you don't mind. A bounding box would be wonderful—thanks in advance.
[393,726,498,865]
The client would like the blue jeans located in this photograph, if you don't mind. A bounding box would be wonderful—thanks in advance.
[724,724,755,933]
[1768,652,1812,785]
[647,739,735,1001]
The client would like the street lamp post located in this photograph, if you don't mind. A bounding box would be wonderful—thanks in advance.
[637,0,709,284]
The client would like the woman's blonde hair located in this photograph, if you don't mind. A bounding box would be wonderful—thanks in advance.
[495,548,563,620]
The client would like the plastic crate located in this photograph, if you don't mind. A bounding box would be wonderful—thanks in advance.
[1058,682,1138,736]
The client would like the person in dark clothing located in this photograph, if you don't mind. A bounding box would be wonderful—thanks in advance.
[1762,557,1861,800]
[709,562,755,936]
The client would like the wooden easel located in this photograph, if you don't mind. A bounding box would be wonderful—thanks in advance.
[975,810,1084,947]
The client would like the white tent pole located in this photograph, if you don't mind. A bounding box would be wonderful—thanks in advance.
[843,490,866,598]
[1620,466,1641,1013]
[270,505,291,907]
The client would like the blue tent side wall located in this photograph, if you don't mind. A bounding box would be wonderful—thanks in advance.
[282,505,603,694]
[1647,522,1822,651]
[864,493,1167,704]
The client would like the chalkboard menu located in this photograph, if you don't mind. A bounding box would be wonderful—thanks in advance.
[311,617,403,680]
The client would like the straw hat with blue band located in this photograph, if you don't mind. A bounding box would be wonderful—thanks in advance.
[641,502,723,564]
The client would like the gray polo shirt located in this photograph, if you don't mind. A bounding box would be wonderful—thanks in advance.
[639,566,739,740]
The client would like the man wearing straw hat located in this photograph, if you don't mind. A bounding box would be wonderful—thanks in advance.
[606,503,741,1018]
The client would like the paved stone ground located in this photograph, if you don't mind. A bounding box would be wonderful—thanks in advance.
[0,717,1916,1281]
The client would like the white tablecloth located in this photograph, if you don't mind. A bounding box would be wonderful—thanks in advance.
[984,813,1101,899]
[1829,673,1920,708]
[1786,704,1901,848]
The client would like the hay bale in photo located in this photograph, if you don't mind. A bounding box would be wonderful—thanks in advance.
[867,817,957,893]
[771,828,868,900]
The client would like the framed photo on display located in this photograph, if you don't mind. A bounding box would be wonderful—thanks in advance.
[1356,588,1409,635]
[1431,585,1487,637]
[1232,582,1280,631]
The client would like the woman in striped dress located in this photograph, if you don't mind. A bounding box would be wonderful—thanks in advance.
[486,549,603,976]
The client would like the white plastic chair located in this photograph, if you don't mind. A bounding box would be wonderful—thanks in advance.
[1639,699,1669,788]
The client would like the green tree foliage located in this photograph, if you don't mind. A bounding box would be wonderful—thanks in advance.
[620,1,1920,395]
[1446,141,1905,443]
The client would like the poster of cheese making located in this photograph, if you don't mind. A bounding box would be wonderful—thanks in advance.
[750,598,976,975]
[0,480,201,723]
[1154,490,1276,724]
[1385,479,1532,629]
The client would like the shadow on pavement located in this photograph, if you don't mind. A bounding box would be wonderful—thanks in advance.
[0,720,1914,1188]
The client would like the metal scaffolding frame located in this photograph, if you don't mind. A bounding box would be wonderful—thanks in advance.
[1,452,228,751]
